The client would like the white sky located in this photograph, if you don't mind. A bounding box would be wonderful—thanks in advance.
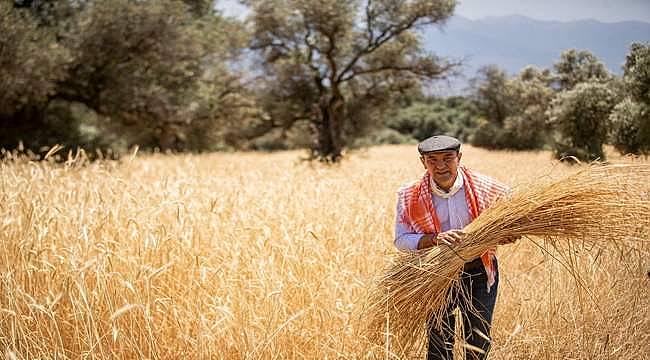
[217,0,650,23]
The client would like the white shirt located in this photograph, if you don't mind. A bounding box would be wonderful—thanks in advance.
[394,183,471,251]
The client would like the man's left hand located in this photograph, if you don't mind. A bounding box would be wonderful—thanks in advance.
[436,229,466,246]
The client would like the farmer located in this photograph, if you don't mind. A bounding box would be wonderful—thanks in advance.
[394,135,513,360]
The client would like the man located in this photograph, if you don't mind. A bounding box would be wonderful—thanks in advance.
[394,135,512,360]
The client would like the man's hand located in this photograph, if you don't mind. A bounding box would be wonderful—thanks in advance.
[416,234,436,250]
[436,229,466,246]
[417,230,466,250]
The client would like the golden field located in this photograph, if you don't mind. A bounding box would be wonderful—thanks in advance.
[1,145,648,359]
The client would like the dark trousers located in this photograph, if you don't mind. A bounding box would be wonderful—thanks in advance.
[426,258,499,360]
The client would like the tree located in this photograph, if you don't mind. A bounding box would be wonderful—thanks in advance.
[0,0,253,154]
[622,43,650,105]
[0,2,68,119]
[468,65,512,149]
[609,98,648,154]
[470,65,553,150]
[502,66,554,149]
[56,0,211,150]
[248,0,457,162]
[610,42,650,154]
[0,2,72,149]
[470,65,510,128]
[553,49,611,91]
[547,82,618,162]
[387,96,477,143]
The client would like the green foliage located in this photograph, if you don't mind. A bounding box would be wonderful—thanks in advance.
[547,81,618,161]
[0,2,69,117]
[502,66,554,149]
[469,65,553,150]
[470,52,615,153]
[368,128,418,145]
[623,43,650,105]
[0,0,254,156]
[553,49,611,91]
[470,119,507,149]
[248,0,457,161]
[350,129,417,149]
[470,65,510,127]
[60,0,203,149]
[387,97,477,143]
[0,2,75,150]
[609,98,649,155]
[609,43,650,155]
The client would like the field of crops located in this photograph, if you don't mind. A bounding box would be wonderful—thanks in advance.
[1,145,648,359]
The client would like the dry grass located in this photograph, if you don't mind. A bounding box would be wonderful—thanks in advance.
[1,145,649,359]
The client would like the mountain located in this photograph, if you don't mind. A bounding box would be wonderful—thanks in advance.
[421,15,650,93]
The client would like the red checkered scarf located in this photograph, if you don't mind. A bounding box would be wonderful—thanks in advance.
[398,165,509,290]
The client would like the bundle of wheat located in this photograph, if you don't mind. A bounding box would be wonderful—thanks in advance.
[362,164,650,356]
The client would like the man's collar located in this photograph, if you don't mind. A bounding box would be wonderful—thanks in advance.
[430,169,463,199]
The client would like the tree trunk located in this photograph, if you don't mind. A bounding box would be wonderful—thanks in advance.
[315,91,344,162]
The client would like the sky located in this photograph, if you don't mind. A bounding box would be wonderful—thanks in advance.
[217,0,650,23]
[455,0,650,23]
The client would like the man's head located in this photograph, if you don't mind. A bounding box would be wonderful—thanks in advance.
[418,135,462,191]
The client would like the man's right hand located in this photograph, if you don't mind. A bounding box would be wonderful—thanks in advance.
[416,234,436,250]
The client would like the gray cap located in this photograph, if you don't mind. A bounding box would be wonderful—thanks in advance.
[418,135,461,154]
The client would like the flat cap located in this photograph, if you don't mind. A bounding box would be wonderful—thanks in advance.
[417,135,461,154]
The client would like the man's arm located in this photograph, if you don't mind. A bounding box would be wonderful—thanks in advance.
[395,200,466,250]
[394,218,426,251]
[395,200,430,251]
[398,230,467,250]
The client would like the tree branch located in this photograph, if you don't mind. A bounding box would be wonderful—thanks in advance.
[250,39,292,53]
[301,21,326,91]
[336,13,424,83]
[322,29,339,89]
[340,59,456,83]
[365,0,374,46]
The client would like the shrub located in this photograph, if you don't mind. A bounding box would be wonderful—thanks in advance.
[547,82,618,162]
[610,43,650,155]
[388,100,477,142]
[609,98,650,155]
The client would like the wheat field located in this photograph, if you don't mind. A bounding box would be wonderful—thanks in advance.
[1,145,648,359]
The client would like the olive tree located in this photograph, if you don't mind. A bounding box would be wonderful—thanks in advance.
[553,49,611,91]
[470,65,553,150]
[248,0,457,162]
[502,66,554,149]
[1,0,253,153]
[547,82,618,161]
[0,2,69,124]
[610,43,650,155]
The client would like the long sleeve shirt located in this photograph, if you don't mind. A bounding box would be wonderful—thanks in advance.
[394,183,472,251]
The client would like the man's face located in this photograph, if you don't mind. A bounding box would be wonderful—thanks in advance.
[420,150,462,190]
